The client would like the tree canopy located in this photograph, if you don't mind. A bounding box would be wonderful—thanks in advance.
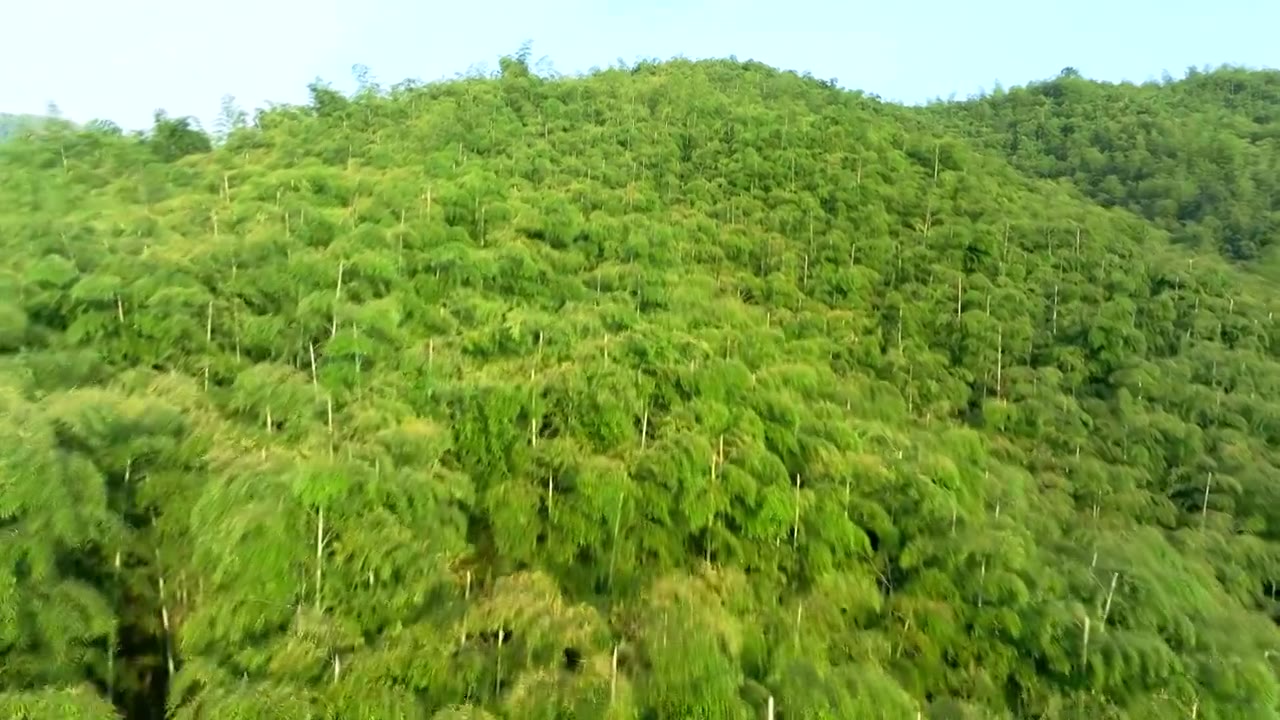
[3,53,1280,719]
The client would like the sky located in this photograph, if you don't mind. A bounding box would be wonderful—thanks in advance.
[4,0,1278,131]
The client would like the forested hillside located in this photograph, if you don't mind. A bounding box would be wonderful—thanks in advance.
[4,54,1280,719]
[935,66,1280,262]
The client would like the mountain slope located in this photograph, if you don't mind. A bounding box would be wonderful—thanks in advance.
[2,56,1280,719]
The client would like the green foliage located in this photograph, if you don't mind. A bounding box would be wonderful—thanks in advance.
[3,53,1280,719]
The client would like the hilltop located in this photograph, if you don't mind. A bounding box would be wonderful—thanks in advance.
[3,54,1280,719]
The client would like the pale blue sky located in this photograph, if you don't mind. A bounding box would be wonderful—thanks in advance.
[4,0,1277,131]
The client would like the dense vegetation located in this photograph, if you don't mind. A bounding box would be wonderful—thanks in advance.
[4,53,1280,719]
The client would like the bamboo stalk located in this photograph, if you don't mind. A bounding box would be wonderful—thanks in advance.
[327,396,334,459]
[1101,572,1118,626]
[155,547,176,679]
[1201,472,1214,526]
[315,508,325,611]
[978,559,987,607]
[495,630,504,695]
[1082,615,1091,668]
[610,645,619,705]
[331,261,345,338]
[795,601,803,647]
[107,549,120,703]
[309,342,319,392]
[792,474,802,549]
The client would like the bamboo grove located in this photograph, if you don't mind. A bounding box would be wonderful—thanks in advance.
[4,52,1280,719]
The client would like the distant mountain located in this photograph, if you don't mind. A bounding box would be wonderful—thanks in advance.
[0,113,52,139]
[933,66,1280,261]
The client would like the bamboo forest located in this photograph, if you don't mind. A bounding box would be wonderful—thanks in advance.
[5,51,1280,719]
